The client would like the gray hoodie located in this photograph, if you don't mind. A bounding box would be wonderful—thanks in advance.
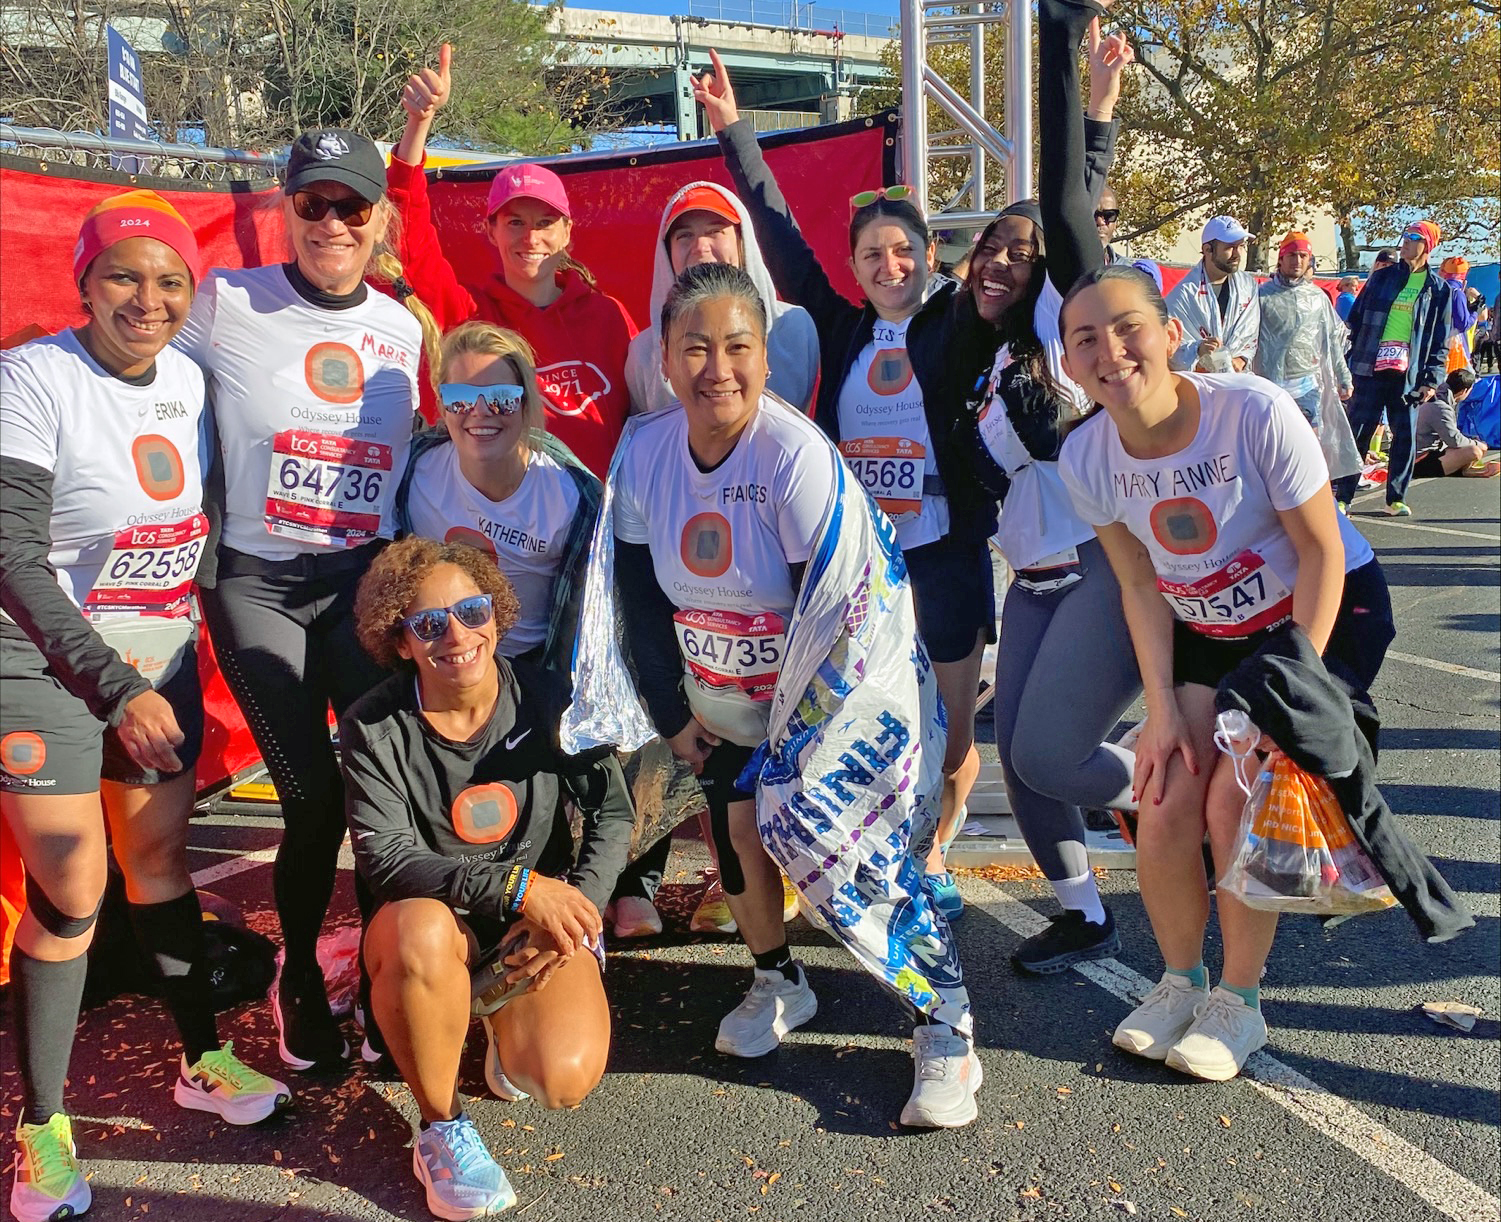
[624,180,820,414]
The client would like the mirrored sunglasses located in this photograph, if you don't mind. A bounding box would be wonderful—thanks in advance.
[291,191,375,227]
[397,594,494,643]
[1401,231,1425,244]
[439,383,526,416]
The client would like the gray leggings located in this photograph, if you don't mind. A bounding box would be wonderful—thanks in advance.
[992,536,1140,881]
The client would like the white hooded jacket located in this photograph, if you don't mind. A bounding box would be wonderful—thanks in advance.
[625,181,820,414]
[1165,262,1261,371]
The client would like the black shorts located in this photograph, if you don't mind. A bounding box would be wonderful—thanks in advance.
[1171,620,1273,691]
[1413,446,1450,479]
[698,741,758,805]
[904,532,996,664]
[0,623,203,796]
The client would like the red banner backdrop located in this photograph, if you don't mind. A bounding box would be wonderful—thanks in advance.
[0,115,897,797]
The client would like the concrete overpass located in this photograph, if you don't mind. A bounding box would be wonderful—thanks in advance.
[549,7,893,137]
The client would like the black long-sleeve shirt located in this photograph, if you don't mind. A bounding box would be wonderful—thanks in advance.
[339,658,634,920]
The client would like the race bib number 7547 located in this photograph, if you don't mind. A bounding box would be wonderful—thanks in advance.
[1158,549,1293,638]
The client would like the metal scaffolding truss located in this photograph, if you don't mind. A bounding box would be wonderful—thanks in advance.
[899,0,1031,231]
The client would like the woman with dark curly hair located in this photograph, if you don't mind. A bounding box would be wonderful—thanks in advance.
[340,536,633,1219]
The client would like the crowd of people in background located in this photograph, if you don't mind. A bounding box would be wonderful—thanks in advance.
[0,0,1489,1218]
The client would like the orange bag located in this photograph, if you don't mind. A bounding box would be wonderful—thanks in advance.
[1447,335,1470,375]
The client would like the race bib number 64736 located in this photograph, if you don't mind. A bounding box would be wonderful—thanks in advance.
[265,429,393,547]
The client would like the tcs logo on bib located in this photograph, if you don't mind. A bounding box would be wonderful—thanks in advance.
[451,783,520,845]
[0,732,46,776]
[304,342,365,404]
[1150,497,1218,556]
[680,512,733,578]
[131,435,186,501]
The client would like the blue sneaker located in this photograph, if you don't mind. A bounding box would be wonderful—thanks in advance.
[412,1113,517,1219]
[925,871,964,920]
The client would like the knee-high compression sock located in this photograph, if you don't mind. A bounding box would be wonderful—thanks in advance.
[128,891,219,1064]
[10,949,88,1123]
[273,810,347,976]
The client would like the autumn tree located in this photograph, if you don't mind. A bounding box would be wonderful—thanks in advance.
[1111,0,1499,268]
[0,0,615,155]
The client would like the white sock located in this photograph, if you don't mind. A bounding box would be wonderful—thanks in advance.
[1052,871,1106,925]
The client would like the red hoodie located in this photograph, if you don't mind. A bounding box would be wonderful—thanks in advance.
[386,155,637,479]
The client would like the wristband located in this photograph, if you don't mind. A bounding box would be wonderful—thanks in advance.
[500,864,524,911]
[510,867,532,915]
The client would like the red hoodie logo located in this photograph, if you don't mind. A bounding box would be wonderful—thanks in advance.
[536,360,611,417]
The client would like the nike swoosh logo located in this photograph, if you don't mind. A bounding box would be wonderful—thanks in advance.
[505,729,531,751]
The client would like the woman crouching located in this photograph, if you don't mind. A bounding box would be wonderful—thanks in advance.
[342,537,633,1218]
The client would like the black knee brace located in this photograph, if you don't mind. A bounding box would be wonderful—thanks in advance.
[24,873,103,940]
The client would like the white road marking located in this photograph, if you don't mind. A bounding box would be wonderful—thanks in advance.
[972,880,1500,1222]
[189,842,355,887]
[1386,650,1501,683]
[1351,516,1500,542]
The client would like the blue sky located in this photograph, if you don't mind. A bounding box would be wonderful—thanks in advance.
[577,0,897,32]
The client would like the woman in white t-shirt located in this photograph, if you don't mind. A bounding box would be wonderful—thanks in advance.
[1057,264,1350,1083]
[174,128,435,1072]
[397,322,600,679]
[0,193,288,1222]
[612,262,981,1128]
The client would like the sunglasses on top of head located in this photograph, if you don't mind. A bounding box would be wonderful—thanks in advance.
[439,384,527,416]
[397,594,495,643]
[849,184,916,214]
[291,191,376,227]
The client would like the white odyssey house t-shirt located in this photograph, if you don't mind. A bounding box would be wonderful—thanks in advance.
[1059,373,1332,638]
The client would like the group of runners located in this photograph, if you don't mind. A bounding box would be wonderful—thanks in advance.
[0,0,1410,1218]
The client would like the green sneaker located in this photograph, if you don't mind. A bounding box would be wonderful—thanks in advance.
[1385,501,1411,517]
[10,1112,91,1222]
[175,1041,292,1125]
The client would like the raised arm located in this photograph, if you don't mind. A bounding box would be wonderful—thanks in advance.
[694,49,860,335]
[1039,0,1127,294]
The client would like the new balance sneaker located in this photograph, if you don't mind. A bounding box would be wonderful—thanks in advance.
[690,874,737,934]
[714,966,817,1058]
[1386,500,1412,517]
[611,895,663,940]
[1112,972,1208,1060]
[1164,986,1268,1081]
[924,871,964,921]
[900,1025,982,1128]
[174,1042,292,1125]
[271,968,350,1071]
[1011,909,1120,975]
[10,1113,90,1222]
[412,1113,517,1220]
[482,1015,531,1103]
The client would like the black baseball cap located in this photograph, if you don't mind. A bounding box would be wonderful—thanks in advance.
[284,129,386,202]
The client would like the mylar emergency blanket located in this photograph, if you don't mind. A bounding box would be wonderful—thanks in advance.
[563,403,970,1033]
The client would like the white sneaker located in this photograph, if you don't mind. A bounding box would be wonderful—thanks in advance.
[1165,986,1268,1081]
[482,1014,530,1102]
[1112,972,1207,1060]
[612,895,663,940]
[900,1026,982,1128]
[714,966,817,1058]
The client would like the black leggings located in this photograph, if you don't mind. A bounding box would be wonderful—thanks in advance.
[199,544,386,975]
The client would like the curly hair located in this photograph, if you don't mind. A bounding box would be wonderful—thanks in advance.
[354,537,521,671]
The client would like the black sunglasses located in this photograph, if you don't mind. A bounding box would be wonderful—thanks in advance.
[397,594,494,643]
[1095,208,1121,224]
[292,191,375,227]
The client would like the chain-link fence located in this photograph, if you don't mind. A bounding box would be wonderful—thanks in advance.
[0,125,282,184]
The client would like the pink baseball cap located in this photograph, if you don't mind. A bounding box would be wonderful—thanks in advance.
[486,163,571,220]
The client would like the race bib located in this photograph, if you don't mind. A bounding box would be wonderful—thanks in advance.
[1374,340,1410,373]
[673,609,786,701]
[839,437,924,518]
[1159,549,1293,638]
[85,515,208,616]
[266,430,393,546]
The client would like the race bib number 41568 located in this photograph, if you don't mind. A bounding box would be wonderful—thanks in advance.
[673,609,786,701]
[1158,549,1292,638]
[839,437,924,519]
[265,429,393,547]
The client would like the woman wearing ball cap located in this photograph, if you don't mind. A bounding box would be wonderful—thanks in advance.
[1,191,289,1222]
[174,127,434,1072]
[388,45,638,479]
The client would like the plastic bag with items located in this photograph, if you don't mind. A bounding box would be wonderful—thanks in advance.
[1215,710,1396,915]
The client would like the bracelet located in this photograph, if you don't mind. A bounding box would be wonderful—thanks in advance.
[510,867,532,915]
[500,864,524,911]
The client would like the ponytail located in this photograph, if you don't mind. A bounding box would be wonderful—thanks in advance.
[369,204,442,377]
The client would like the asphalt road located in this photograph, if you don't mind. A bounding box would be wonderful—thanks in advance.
[1,473,1496,1222]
